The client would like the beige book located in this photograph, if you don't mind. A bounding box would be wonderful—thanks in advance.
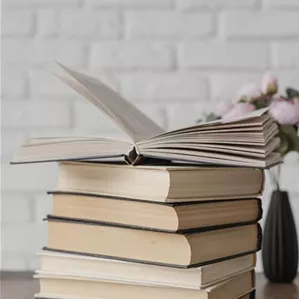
[12,63,281,168]
[51,192,262,231]
[55,162,264,203]
[38,250,256,289]
[46,218,261,267]
[34,270,255,299]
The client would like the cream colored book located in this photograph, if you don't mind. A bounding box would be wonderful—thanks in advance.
[34,270,255,299]
[50,191,262,230]
[12,63,281,168]
[46,217,261,267]
[55,162,264,203]
[37,250,256,289]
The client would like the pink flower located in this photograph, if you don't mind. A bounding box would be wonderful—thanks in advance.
[215,100,234,117]
[270,99,299,125]
[261,72,278,95]
[236,83,261,102]
[223,103,256,120]
[293,98,299,109]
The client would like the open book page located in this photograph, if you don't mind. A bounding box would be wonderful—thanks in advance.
[136,112,281,168]
[144,109,269,141]
[138,116,278,147]
[57,63,164,143]
[12,137,132,164]
[141,149,281,168]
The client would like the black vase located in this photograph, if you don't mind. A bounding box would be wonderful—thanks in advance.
[262,190,298,283]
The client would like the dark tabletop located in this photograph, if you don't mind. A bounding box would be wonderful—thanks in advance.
[1,272,298,299]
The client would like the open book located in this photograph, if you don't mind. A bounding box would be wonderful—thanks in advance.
[12,63,281,168]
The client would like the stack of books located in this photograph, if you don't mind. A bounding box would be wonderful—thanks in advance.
[13,64,281,299]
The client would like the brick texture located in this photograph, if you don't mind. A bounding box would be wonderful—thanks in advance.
[221,11,299,38]
[2,0,299,271]
[90,41,174,69]
[125,11,213,38]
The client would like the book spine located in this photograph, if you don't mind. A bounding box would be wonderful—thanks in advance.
[256,198,263,221]
[259,170,266,195]
[251,270,256,287]
[257,223,263,251]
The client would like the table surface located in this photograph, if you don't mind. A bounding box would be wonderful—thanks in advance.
[1,272,298,299]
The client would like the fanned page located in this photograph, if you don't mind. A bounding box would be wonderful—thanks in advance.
[57,63,164,142]
[137,111,282,168]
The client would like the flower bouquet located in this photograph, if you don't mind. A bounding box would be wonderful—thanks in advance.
[203,73,299,159]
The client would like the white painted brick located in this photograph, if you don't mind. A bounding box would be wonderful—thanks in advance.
[256,253,263,272]
[1,132,28,163]
[29,70,80,97]
[1,70,27,98]
[280,165,299,192]
[84,0,172,8]
[28,128,76,138]
[59,10,120,38]
[177,0,259,9]
[33,193,53,221]
[2,163,58,192]
[90,42,173,70]
[2,39,86,68]
[2,100,71,128]
[37,10,60,36]
[1,252,28,270]
[2,10,34,36]
[2,223,47,253]
[2,0,80,8]
[167,102,212,130]
[125,11,213,38]
[265,0,299,8]
[120,72,209,101]
[29,68,121,99]
[179,41,269,69]
[208,72,262,100]
[271,43,299,68]
[221,11,299,38]
[275,70,299,90]
[28,255,41,270]
[284,152,299,165]
[1,194,33,223]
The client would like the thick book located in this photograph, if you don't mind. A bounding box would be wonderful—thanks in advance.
[46,217,261,268]
[55,162,264,203]
[34,270,255,299]
[50,192,262,232]
[38,250,256,289]
[12,63,281,168]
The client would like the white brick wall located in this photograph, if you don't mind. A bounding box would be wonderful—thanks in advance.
[2,0,299,271]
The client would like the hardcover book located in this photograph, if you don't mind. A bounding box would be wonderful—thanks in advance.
[38,250,256,290]
[12,63,281,168]
[45,216,262,268]
[55,161,265,202]
[50,191,262,232]
[35,270,255,299]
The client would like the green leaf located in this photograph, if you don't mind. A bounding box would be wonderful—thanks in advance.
[286,87,299,99]
[253,98,270,109]
[278,125,299,156]
[204,113,220,122]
